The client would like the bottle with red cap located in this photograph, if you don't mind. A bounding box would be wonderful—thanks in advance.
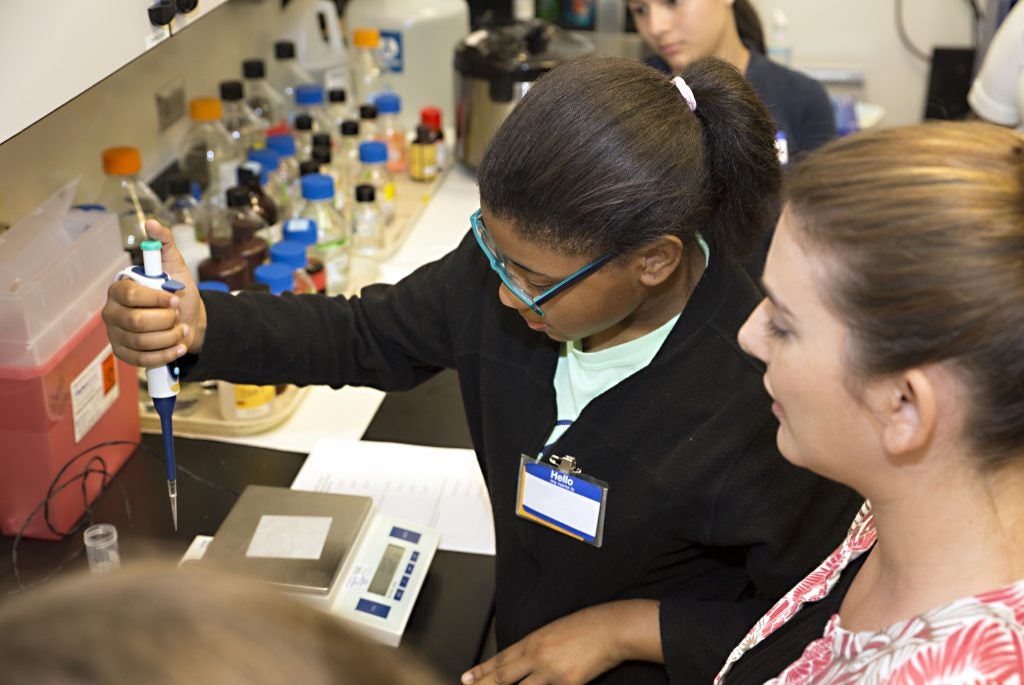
[420,106,447,170]
[97,146,173,266]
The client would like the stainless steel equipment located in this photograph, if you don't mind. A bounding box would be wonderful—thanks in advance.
[454,19,594,170]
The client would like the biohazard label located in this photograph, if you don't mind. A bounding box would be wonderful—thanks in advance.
[71,345,120,443]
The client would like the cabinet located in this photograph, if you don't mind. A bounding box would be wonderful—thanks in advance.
[0,0,230,144]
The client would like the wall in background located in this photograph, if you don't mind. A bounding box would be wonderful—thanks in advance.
[0,0,321,227]
[751,0,976,127]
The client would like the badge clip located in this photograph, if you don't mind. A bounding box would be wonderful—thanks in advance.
[549,454,581,474]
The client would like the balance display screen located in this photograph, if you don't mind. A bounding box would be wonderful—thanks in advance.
[368,544,404,596]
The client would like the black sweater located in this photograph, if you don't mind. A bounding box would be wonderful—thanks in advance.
[185,232,860,683]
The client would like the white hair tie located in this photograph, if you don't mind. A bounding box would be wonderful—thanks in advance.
[671,76,697,112]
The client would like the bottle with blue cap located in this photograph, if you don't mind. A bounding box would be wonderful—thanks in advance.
[283,217,327,293]
[357,140,396,228]
[269,240,318,294]
[265,134,300,185]
[292,83,336,140]
[295,174,350,296]
[375,92,407,174]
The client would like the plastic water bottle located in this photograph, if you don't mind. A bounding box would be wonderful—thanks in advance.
[242,58,288,127]
[295,174,350,296]
[178,97,242,220]
[357,140,395,227]
[97,146,173,266]
[375,92,407,174]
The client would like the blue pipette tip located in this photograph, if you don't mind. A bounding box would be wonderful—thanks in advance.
[152,395,178,531]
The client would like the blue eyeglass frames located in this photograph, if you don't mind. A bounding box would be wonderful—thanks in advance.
[470,208,614,317]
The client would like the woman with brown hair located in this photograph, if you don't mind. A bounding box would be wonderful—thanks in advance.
[628,0,835,161]
[0,562,444,685]
[720,121,1024,683]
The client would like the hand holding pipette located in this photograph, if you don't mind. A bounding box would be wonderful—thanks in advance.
[115,239,184,528]
[106,221,203,530]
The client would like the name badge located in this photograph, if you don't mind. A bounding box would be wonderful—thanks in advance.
[515,454,608,547]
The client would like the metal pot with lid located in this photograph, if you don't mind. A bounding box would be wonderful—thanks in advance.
[454,19,594,170]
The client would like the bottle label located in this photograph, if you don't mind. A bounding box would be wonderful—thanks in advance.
[233,384,276,418]
[379,30,403,74]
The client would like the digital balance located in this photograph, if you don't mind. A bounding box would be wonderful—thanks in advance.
[190,485,439,647]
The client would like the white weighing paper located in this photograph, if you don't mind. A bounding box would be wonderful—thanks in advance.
[245,515,332,560]
[291,439,496,556]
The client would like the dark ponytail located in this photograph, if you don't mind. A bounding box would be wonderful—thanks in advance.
[682,56,780,260]
[477,55,780,263]
[734,0,766,54]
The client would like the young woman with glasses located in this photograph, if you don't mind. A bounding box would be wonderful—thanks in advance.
[103,56,859,684]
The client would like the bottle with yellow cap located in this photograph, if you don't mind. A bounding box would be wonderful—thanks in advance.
[97,146,173,266]
[350,27,389,106]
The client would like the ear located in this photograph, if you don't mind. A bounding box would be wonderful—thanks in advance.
[635,235,685,287]
[876,369,937,458]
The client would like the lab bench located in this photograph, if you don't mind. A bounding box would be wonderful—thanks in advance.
[0,166,493,681]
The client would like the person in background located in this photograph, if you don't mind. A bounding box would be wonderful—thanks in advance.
[968,1,1024,130]
[628,0,836,159]
[717,121,1024,683]
[103,56,859,684]
[0,561,444,685]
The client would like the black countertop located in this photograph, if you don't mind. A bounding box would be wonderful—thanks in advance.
[0,370,491,681]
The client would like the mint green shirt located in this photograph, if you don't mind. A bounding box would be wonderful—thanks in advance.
[541,239,709,457]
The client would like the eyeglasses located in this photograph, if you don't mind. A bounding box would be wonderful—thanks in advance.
[470,208,613,317]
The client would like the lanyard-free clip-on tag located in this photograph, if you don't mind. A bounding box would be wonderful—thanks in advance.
[516,453,608,547]
[115,240,185,530]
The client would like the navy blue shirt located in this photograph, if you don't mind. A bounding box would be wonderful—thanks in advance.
[647,50,836,159]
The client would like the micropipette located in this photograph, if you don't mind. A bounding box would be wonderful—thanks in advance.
[116,240,185,529]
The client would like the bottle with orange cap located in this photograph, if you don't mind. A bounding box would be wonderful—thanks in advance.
[350,27,389,106]
[178,97,243,234]
[178,98,242,197]
[97,146,173,266]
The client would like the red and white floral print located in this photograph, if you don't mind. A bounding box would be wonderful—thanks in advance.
[715,501,1024,684]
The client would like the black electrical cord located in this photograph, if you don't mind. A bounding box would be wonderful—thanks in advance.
[895,0,933,62]
[6,438,240,596]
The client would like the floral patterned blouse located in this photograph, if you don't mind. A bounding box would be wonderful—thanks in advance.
[715,501,1024,684]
